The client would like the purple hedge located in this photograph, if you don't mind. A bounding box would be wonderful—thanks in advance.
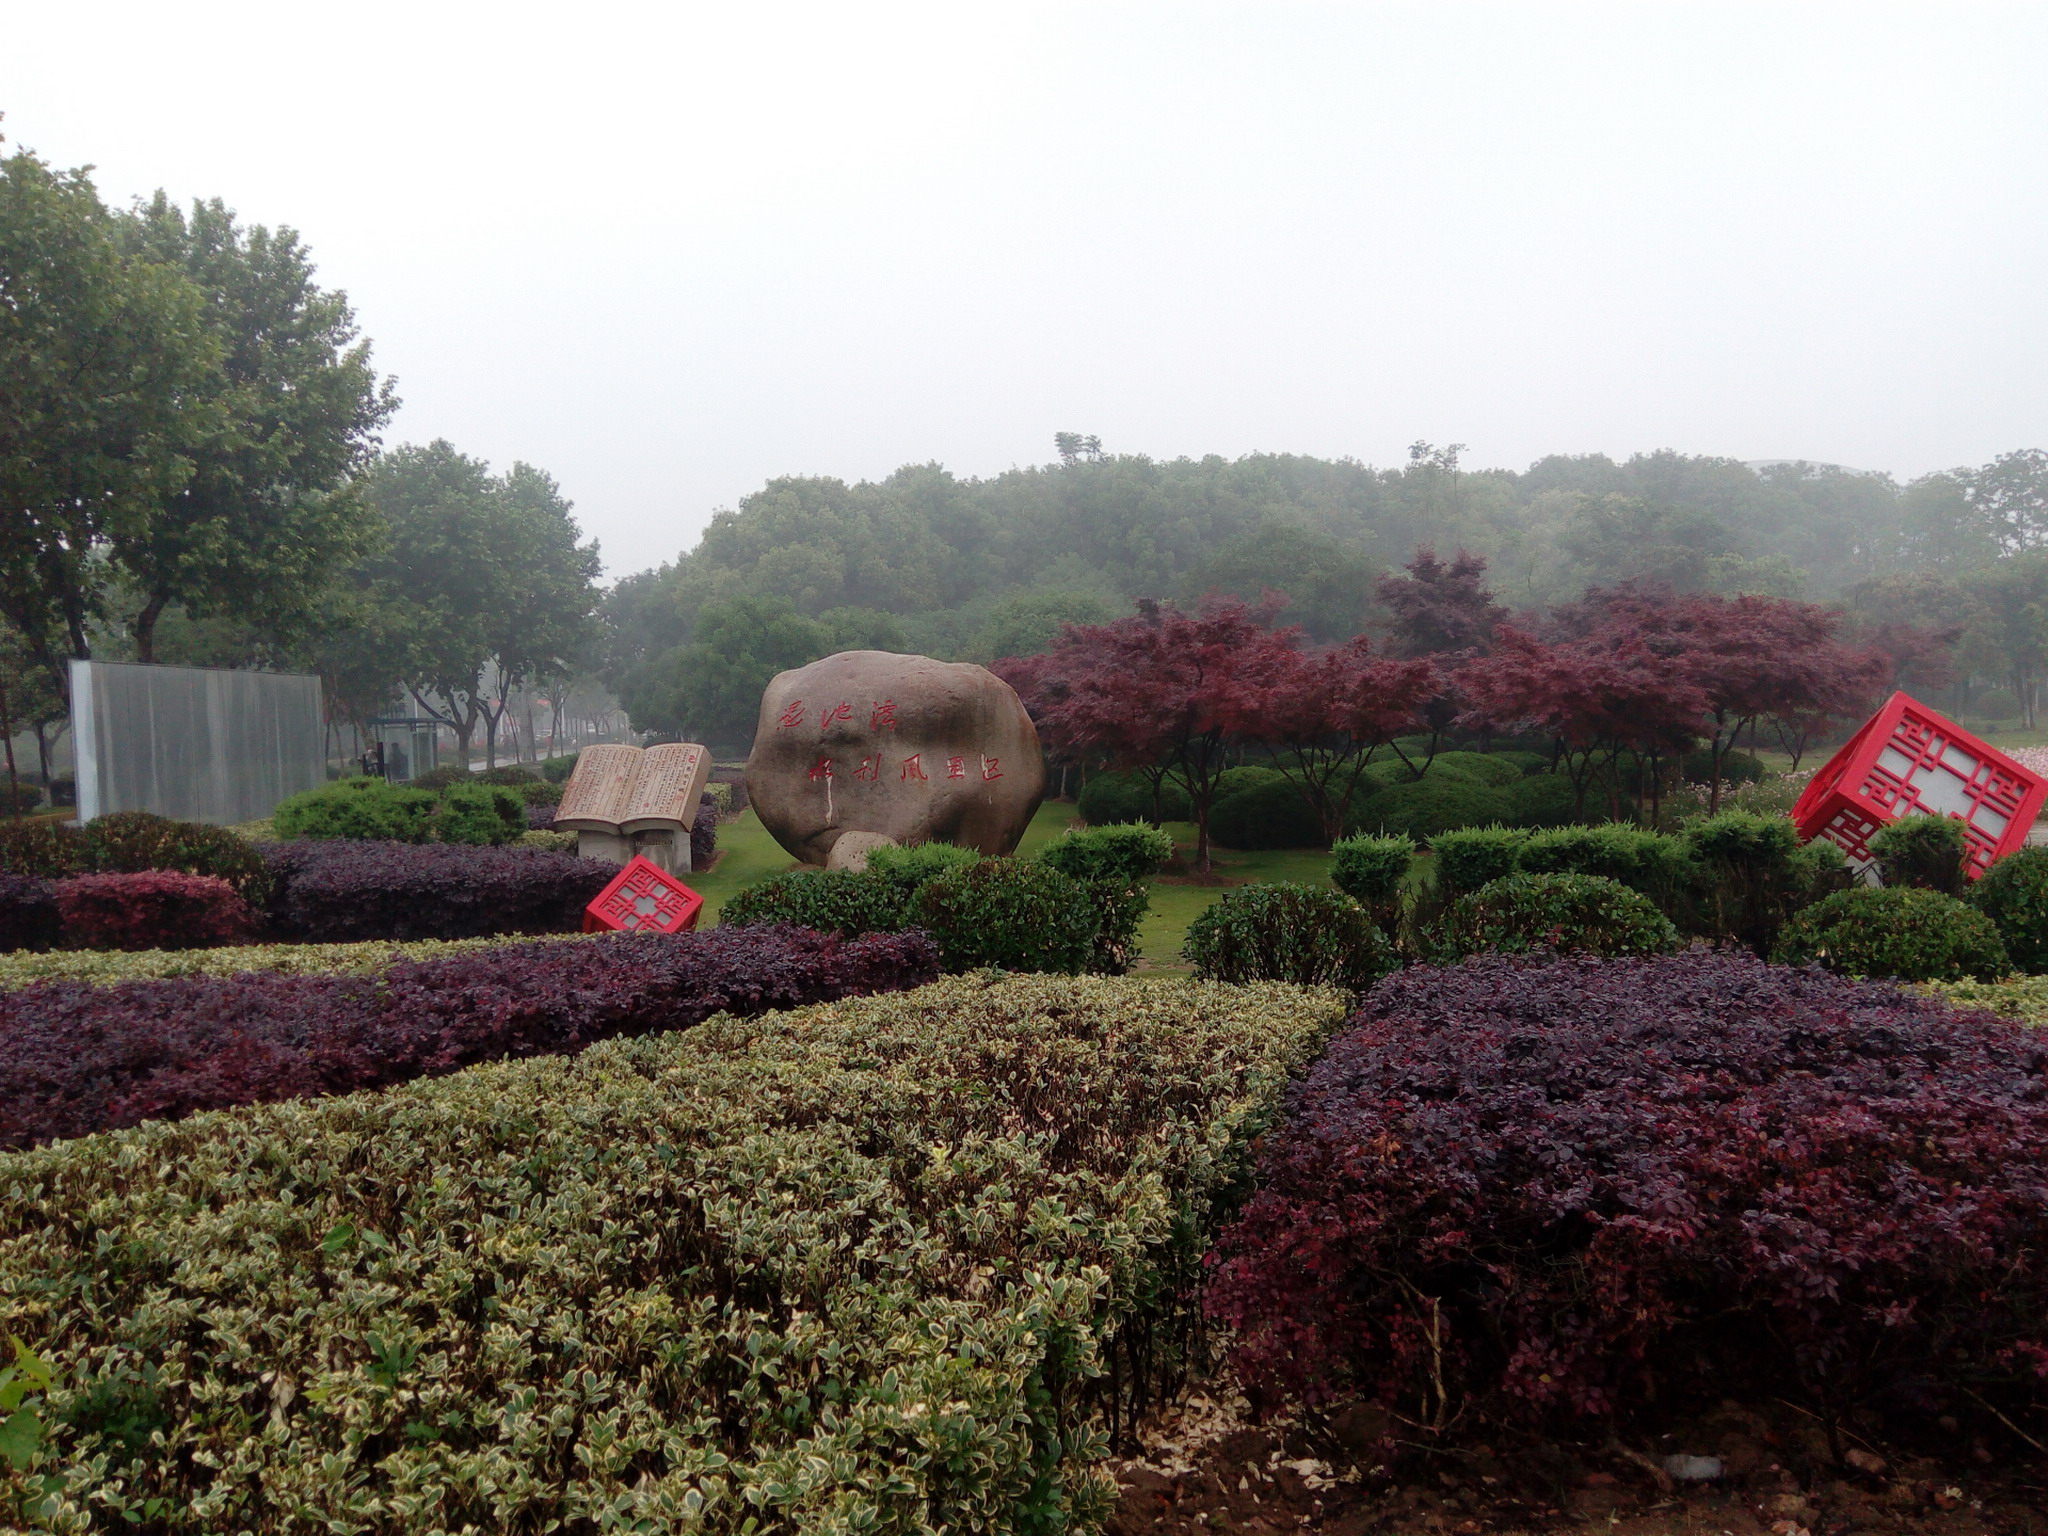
[0,873,60,952]
[1206,951,2048,1441]
[0,924,940,1147]
[264,839,614,942]
[692,802,718,869]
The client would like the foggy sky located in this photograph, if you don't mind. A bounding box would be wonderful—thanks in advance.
[5,2,2044,578]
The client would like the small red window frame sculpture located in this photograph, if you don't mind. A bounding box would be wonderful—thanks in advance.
[1792,691,2047,879]
[582,855,704,934]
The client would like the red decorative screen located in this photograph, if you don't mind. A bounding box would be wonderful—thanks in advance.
[583,856,704,934]
[1792,691,2046,878]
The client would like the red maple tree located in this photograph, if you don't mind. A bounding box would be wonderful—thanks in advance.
[1458,625,1708,820]
[996,596,1297,872]
[1229,637,1439,844]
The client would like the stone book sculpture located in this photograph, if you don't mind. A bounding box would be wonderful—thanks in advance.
[556,742,712,873]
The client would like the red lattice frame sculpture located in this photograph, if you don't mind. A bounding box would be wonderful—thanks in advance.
[1792,691,2047,879]
[583,856,704,934]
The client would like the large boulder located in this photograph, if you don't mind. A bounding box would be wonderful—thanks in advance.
[746,651,1047,865]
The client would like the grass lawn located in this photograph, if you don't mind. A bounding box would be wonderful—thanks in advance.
[695,802,1348,961]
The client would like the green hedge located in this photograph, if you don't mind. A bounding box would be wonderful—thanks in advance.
[914,857,1099,973]
[1209,776,1323,850]
[0,974,1346,1534]
[273,778,526,846]
[0,933,592,990]
[1970,847,2048,973]
[1076,770,1189,826]
[1183,884,1394,990]
[1774,886,2010,982]
[1351,777,1514,840]
[1433,872,1682,962]
[1327,833,1414,932]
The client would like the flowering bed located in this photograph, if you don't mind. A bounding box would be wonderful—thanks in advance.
[0,925,936,1148]
[1207,951,2048,1443]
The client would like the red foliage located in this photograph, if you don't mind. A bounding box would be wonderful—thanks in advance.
[1458,625,1706,818]
[0,925,941,1148]
[995,596,1298,869]
[1232,637,1439,843]
[54,871,257,951]
[1207,952,2048,1441]
[1374,547,1507,659]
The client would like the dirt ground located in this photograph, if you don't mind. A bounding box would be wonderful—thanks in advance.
[1106,1376,2048,1536]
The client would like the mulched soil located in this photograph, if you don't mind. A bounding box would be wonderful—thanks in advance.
[1107,1375,2048,1536]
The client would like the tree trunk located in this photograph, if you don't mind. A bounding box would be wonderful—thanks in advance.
[133,591,171,665]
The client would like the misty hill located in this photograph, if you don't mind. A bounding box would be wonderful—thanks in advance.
[601,443,2009,745]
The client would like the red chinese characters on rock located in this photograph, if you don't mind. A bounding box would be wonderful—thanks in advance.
[1793,691,2048,878]
[854,756,881,782]
[583,856,703,934]
[900,753,927,781]
[776,700,806,729]
[818,700,854,733]
[870,699,898,731]
[807,755,834,782]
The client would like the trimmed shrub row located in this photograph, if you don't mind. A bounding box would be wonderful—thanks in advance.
[274,777,528,846]
[722,824,1174,976]
[0,925,939,1148]
[0,932,591,991]
[1209,950,2048,1444]
[264,839,615,943]
[0,811,270,901]
[0,974,1346,1530]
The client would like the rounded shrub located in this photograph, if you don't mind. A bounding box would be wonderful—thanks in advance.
[0,874,60,952]
[1359,756,1480,793]
[1774,886,2009,982]
[1517,824,1692,906]
[1077,770,1190,826]
[473,765,541,786]
[1210,776,1324,850]
[1433,872,1680,962]
[1970,846,2048,973]
[55,870,257,951]
[0,819,86,879]
[79,812,272,906]
[1681,747,1765,787]
[1351,776,1513,840]
[1498,772,1579,829]
[276,779,437,843]
[0,783,43,815]
[1868,813,1971,896]
[720,870,908,937]
[516,778,563,807]
[1036,823,1173,885]
[1038,823,1175,974]
[1428,825,1529,903]
[1423,751,1522,787]
[1681,810,1842,955]
[430,783,526,846]
[1328,833,1415,932]
[1183,883,1395,991]
[865,841,982,901]
[913,857,1099,973]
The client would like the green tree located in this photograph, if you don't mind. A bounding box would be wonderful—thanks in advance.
[364,442,600,768]
[972,590,1116,662]
[0,148,219,678]
[111,194,396,662]
[621,595,834,751]
[474,463,601,765]
[1959,554,2048,728]
[1178,524,1372,640]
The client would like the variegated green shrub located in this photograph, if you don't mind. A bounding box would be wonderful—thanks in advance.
[0,973,1344,1534]
[0,932,594,990]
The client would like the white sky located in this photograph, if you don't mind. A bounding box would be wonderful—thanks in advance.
[5,3,2045,578]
